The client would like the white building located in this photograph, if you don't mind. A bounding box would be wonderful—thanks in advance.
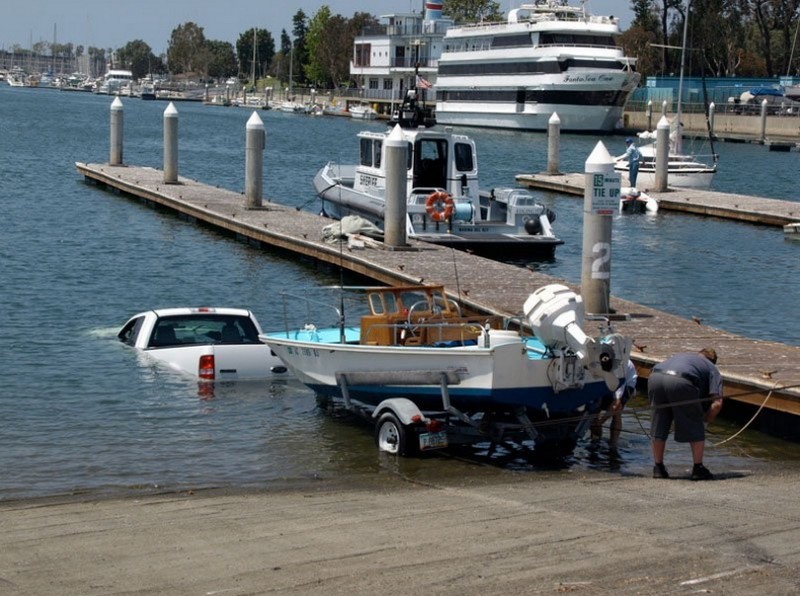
[350,1,452,101]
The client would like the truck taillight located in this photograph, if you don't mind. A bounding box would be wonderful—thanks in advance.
[199,355,215,379]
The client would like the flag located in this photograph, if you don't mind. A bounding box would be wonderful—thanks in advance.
[416,75,433,90]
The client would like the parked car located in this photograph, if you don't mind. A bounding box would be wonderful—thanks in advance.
[118,307,288,381]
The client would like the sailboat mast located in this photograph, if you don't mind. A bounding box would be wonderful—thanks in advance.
[675,0,691,155]
[251,28,257,88]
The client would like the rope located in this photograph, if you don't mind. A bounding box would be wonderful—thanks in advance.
[711,382,779,447]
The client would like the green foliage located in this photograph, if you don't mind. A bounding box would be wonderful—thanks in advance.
[206,40,238,80]
[442,0,503,24]
[116,39,163,79]
[235,28,275,82]
[167,22,206,75]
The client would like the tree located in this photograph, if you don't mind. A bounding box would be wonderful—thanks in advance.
[442,0,503,24]
[235,28,275,83]
[116,39,162,79]
[292,10,309,85]
[167,22,206,75]
[206,40,238,80]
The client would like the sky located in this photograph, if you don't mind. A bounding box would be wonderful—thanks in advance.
[1,0,634,55]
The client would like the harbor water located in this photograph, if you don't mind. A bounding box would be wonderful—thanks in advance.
[2,85,799,501]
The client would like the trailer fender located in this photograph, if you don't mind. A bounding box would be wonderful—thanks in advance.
[371,398,427,426]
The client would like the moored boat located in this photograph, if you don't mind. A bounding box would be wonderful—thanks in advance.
[434,0,640,132]
[619,187,658,213]
[262,283,631,455]
[785,222,800,240]
[313,90,564,261]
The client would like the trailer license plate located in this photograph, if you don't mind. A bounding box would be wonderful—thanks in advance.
[419,431,448,450]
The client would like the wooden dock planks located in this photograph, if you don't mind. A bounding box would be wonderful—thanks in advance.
[76,162,800,420]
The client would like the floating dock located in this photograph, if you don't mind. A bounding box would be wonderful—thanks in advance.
[515,172,800,227]
[76,162,800,434]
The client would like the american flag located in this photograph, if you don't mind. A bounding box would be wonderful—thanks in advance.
[416,75,433,90]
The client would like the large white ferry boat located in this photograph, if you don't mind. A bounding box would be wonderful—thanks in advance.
[434,0,640,132]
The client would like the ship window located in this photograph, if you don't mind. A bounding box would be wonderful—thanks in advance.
[491,34,532,48]
[374,140,382,168]
[360,138,372,166]
[454,142,474,172]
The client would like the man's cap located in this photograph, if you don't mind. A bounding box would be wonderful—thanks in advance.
[625,137,633,143]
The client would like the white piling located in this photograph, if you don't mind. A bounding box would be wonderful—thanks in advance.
[383,124,408,247]
[546,112,561,175]
[654,116,671,192]
[662,99,668,117]
[708,101,715,137]
[760,98,768,142]
[580,142,619,315]
[646,100,653,130]
[163,102,179,184]
[245,111,265,209]
[109,96,124,166]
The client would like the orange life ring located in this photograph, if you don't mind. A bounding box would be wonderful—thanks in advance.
[425,191,454,222]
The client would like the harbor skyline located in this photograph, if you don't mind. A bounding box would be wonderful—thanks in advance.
[1,0,634,56]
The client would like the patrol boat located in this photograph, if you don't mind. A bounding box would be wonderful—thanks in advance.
[313,90,564,261]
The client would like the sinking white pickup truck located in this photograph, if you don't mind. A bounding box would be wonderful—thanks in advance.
[118,307,288,381]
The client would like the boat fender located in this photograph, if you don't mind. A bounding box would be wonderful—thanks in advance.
[425,191,454,222]
[372,397,426,426]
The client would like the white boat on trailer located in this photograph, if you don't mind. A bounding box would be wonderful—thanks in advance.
[314,91,564,260]
[262,283,631,456]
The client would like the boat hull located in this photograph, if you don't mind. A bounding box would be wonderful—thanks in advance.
[435,102,626,133]
[314,167,563,260]
[263,332,608,416]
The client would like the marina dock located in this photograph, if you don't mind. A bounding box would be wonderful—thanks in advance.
[76,161,800,431]
[515,172,800,227]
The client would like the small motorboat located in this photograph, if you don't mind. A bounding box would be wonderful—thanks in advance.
[262,283,631,455]
[784,222,800,241]
[619,187,658,213]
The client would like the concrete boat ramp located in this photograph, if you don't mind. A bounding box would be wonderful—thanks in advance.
[76,161,800,427]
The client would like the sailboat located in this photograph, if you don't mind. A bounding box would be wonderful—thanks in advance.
[615,0,717,190]
[276,39,305,113]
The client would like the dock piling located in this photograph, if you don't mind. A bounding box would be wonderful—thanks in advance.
[654,116,670,191]
[384,124,408,247]
[580,142,619,314]
[708,102,715,137]
[109,97,124,166]
[760,99,768,143]
[646,100,653,131]
[163,102,179,184]
[245,111,265,208]
[546,112,561,175]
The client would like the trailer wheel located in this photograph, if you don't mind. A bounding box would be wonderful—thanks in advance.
[375,412,418,456]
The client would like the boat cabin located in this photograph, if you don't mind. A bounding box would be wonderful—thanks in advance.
[354,128,480,201]
[358,285,498,347]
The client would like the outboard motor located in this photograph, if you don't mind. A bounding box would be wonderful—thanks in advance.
[523,284,630,392]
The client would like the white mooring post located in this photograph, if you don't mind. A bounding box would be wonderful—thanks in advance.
[646,99,653,130]
[580,142,619,315]
[245,111,265,209]
[109,96,124,166]
[654,116,671,192]
[708,101,715,137]
[760,98,768,142]
[384,124,408,248]
[662,99,668,117]
[163,102,179,184]
[546,112,561,175]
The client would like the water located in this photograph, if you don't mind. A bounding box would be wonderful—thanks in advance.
[2,86,799,501]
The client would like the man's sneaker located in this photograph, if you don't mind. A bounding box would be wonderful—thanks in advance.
[691,464,714,481]
[653,463,669,479]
